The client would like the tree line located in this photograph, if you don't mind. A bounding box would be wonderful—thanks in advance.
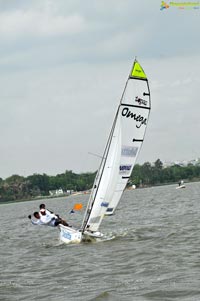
[1,159,200,202]
[0,170,95,202]
[130,159,200,187]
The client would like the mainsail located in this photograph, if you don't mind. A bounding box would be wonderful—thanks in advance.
[81,59,151,234]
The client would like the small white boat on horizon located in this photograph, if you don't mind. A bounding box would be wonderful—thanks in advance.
[176,180,186,189]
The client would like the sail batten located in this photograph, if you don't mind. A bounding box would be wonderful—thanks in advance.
[121,103,150,110]
[82,59,151,233]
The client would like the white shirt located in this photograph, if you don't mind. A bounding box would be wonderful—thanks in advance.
[31,215,57,227]
[31,209,58,227]
[31,219,44,226]
[40,208,60,226]
[40,212,55,222]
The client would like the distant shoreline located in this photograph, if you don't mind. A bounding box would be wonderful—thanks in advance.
[1,179,200,205]
[0,191,89,205]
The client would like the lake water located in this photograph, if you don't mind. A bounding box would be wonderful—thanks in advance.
[1,182,200,301]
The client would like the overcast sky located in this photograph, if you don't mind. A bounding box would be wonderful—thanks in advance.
[0,0,199,179]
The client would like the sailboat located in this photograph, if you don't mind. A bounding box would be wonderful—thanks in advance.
[59,59,151,244]
[176,180,185,189]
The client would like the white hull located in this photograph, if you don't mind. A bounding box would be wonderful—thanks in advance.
[59,224,82,244]
[176,185,185,189]
[59,225,104,244]
[105,211,114,216]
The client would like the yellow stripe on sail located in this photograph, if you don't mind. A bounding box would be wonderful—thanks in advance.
[131,61,147,79]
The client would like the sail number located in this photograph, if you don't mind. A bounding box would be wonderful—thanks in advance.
[62,231,72,240]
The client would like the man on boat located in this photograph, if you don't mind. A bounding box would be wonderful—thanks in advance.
[39,203,54,216]
[28,207,70,227]
[28,212,60,227]
[39,203,69,226]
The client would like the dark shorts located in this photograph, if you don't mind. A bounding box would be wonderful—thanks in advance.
[51,217,60,227]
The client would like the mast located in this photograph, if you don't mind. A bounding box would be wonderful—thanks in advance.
[81,106,119,232]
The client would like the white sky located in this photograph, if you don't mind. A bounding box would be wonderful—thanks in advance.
[0,0,200,179]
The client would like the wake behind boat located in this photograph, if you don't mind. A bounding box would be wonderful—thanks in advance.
[59,59,151,244]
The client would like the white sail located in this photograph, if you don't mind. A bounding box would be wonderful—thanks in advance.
[81,59,151,234]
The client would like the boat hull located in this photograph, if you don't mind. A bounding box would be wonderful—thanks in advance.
[59,225,104,244]
[59,224,82,244]
[176,185,186,189]
[105,211,114,216]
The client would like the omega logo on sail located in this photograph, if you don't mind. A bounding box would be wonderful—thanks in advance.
[121,107,147,128]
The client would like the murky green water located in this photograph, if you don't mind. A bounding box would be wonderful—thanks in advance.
[1,182,200,300]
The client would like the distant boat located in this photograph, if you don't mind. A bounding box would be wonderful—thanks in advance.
[176,180,185,189]
[59,59,151,244]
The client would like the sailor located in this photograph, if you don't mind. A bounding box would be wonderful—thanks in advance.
[28,212,60,227]
[39,203,57,217]
[39,203,69,226]
[39,205,58,220]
